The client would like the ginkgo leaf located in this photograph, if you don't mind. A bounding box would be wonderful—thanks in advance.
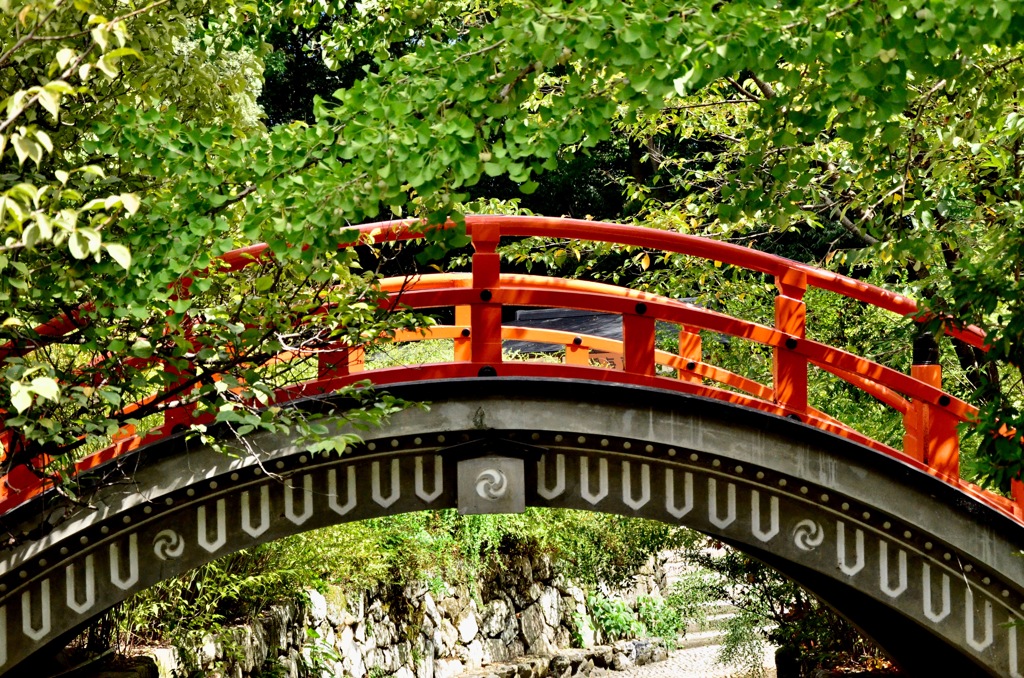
[96,55,118,78]
[12,135,34,165]
[105,242,131,269]
[35,129,53,153]
[21,222,40,248]
[55,48,76,69]
[10,383,31,413]
[30,376,60,401]
[38,89,60,119]
[91,26,109,51]
[120,193,140,215]
[69,230,89,259]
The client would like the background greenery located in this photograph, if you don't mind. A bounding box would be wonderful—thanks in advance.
[8,0,1024,674]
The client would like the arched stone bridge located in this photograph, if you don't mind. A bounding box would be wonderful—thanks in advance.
[1,216,1023,676]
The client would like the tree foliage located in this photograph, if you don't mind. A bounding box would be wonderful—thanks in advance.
[4,0,1024,498]
[307,0,1024,484]
[7,3,1023,672]
[0,0,430,491]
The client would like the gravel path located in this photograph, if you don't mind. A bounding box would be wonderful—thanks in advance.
[595,644,777,678]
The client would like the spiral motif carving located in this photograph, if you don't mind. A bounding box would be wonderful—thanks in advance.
[792,519,824,551]
[475,469,508,500]
[152,529,185,561]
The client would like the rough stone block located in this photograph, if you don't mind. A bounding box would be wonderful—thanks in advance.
[457,606,480,643]
[307,589,329,623]
[531,554,553,582]
[423,593,440,624]
[439,618,459,652]
[481,598,513,638]
[435,657,465,678]
[465,639,485,667]
[520,603,557,656]
[482,638,510,664]
[538,587,560,628]
[610,652,633,671]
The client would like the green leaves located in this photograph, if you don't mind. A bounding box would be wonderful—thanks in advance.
[104,243,131,269]
[0,0,1022,505]
[68,227,100,259]
[8,373,60,414]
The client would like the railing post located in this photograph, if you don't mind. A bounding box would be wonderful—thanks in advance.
[471,222,503,368]
[903,334,934,462]
[318,343,365,379]
[677,326,702,383]
[1013,477,1024,520]
[773,269,807,414]
[624,303,655,376]
[566,337,591,365]
[905,332,959,479]
[454,306,472,362]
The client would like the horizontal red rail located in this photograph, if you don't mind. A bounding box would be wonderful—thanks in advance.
[380,276,972,416]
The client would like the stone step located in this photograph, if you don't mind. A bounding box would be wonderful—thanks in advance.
[456,639,673,678]
[684,611,737,635]
[676,629,728,651]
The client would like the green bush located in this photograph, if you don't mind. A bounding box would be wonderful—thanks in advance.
[587,594,644,643]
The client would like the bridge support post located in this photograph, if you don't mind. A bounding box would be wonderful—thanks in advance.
[905,333,959,479]
[773,269,807,415]
[471,222,502,366]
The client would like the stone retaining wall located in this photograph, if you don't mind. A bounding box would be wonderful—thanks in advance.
[120,551,677,678]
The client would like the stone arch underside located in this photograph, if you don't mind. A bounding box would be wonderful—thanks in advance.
[1,379,1023,677]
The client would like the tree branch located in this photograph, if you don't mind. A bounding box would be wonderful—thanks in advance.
[664,99,754,111]
[724,76,759,102]
[0,0,70,70]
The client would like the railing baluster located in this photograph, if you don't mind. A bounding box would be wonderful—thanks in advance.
[624,305,655,376]
[454,306,472,362]
[566,338,590,365]
[773,269,808,414]
[678,326,702,383]
[471,222,502,367]
[906,333,959,479]
[318,343,364,379]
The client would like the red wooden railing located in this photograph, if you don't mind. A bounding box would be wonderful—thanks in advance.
[1,215,1020,524]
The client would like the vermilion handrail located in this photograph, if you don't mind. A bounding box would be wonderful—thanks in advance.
[360,216,989,348]
[0,216,1016,525]
[379,278,974,416]
[377,275,935,409]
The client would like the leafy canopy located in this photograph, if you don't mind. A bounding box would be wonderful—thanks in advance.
[4,0,1024,494]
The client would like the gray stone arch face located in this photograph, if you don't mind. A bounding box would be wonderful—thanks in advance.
[0,379,1022,676]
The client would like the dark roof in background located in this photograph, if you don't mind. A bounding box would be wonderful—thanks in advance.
[504,309,622,353]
